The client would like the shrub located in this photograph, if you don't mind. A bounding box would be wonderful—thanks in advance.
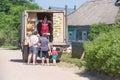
[89,23,112,40]
[84,29,120,77]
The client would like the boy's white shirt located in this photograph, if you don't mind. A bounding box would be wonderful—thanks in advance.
[29,35,39,47]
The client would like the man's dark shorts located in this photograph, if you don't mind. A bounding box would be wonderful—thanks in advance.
[42,51,49,58]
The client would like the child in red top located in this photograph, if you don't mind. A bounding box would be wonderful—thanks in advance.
[52,47,58,65]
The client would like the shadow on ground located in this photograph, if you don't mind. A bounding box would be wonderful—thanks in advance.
[10,59,24,63]
[10,59,43,64]
[10,58,62,65]
[75,71,104,80]
[75,71,120,80]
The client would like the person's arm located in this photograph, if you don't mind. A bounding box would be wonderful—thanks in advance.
[37,43,41,48]
[39,20,42,23]
[56,51,58,55]
[48,20,52,24]
[33,36,39,45]
[22,39,25,46]
[48,43,51,51]
[28,40,32,47]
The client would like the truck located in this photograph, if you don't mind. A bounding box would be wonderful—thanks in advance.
[20,9,68,62]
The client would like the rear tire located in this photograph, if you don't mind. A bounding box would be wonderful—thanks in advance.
[56,47,63,63]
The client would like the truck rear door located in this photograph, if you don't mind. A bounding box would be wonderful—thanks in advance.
[21,11,28,46]
[52,12,65,44]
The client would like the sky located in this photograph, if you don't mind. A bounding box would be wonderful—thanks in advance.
[35,0,90,9]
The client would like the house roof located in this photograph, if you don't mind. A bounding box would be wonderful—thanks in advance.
[68,0,119,26]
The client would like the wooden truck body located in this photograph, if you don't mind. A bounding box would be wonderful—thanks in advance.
[20,9,68,61]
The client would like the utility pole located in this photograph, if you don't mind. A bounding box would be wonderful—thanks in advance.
[74,5,76,10]
[65,5,68,44]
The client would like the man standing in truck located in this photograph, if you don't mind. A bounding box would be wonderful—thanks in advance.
[37,16,52,36]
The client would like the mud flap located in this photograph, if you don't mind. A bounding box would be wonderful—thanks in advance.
[22,46,28,62]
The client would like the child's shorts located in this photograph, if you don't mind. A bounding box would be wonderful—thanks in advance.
[52,55,57,60]
[29,46,38,54]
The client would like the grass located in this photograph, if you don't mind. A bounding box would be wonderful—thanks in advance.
[0,44,21,50]
[61,52,86,68]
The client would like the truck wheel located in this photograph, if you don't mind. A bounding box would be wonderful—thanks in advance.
[57,52,62,62]
[56,47,63,62]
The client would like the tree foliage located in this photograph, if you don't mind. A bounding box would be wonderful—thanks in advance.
[0,0,41,46]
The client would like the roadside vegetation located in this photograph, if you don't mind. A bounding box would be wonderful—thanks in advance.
[84,23,120,78]
[0,0,41,48]
[0,45,20,49]
[61,52,86,68]
[61,23,120,78]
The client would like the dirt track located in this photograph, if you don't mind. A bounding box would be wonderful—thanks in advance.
[0,48,100,80]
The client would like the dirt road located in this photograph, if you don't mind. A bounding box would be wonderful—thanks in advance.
[0,48,99,80]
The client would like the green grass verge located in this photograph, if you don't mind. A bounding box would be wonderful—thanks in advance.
[61,53,86,68]
[0,45,20,50]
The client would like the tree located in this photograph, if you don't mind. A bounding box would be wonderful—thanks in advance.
[0,0,41,46]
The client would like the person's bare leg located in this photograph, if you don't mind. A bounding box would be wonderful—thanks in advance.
[46,58,49,65]
[27,53,32,64]
[53,59,56,66]
[33,54,36,64]
[35,54,38,63]
[41,58,45,65]
[53,60,56,64]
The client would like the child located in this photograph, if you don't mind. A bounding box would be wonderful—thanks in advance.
[27,31,39,65]
[51,47,58,65]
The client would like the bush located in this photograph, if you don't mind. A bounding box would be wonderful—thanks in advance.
[84,29,120,77]
[89,23,112,40]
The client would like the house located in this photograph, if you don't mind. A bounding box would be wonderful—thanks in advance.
[68,0,119,41]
